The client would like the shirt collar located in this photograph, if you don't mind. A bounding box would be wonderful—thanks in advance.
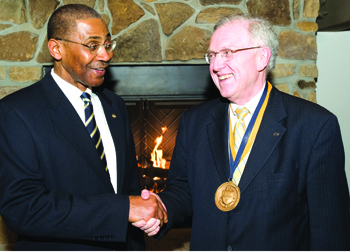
[51,68,92,101]
[230,83,265,116]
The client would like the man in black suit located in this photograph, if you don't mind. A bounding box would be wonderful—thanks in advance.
[137,14,350,250]
[0,4,166,250]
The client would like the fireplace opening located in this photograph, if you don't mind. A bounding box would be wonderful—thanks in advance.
[126,99,202,193]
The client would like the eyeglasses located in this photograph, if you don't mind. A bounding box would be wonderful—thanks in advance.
[56,38,116,55]
[205,46,261,64]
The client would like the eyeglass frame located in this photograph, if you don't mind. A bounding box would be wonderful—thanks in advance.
[205,46,262,64]
[55,38,116,55]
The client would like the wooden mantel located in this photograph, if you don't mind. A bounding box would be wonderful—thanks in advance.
[317,0,350,31]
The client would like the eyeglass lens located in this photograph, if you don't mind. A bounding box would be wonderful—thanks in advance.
[205,50,232,64]
[90,41,116,55]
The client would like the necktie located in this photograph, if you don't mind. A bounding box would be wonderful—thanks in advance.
[232,107,250,184]
[80,92,108,172]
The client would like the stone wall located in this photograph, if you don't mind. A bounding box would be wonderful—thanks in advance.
[0,0,319,100]
[0,0,319,250]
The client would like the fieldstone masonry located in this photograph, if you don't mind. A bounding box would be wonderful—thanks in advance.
[165,26,212,61]
[0,0,320,101]
[196,7,243,24]
[155,3,195,36]
[0,0,320,250]
[247,0,291,26]
[29,0,60,29]
[109,0,145,35]
[0,0,27,24]
[278,30,317,60]
[0,32,39,61]
[112,19,162,62]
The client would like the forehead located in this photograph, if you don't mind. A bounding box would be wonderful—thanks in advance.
[74,18,110,40]
[209,21,251,50]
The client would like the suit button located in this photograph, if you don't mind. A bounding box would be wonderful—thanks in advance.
[227,245,232,251]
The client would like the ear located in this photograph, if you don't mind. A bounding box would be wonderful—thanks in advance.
[256,46,271,72]
[48,39,62,61]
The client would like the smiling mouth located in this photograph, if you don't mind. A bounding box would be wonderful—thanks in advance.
[91,68,106,77]
[218,74,233,81]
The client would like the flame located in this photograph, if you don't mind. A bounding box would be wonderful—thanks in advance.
[161,127,168,134]
[150,127,168,168]
[150,182,158,193]
[150,181,166,193]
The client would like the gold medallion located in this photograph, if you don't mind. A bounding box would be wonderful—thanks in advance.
[215,181,240,211]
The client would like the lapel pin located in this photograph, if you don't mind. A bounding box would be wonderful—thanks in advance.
[112,114,117,118]
[273,132,279,136]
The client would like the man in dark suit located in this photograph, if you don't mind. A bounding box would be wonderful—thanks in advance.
[0,4,166,250]
[137,14,350,250]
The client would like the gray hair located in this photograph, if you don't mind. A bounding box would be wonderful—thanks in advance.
[214,14,279,73]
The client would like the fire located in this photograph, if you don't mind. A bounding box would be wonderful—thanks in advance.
[150,178,167,193]
[150,127,168,168]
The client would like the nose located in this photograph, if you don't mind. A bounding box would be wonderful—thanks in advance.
[96,45,113,62]
[211,55,226,73]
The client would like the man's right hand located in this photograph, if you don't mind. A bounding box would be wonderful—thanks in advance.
[131,189,167,236]
[129,193,168,227]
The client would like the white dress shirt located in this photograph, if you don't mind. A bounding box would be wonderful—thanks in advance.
[51,69,117,193]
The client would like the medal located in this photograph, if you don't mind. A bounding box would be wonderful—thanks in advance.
[215,181,240,211]
[214,81,272,212]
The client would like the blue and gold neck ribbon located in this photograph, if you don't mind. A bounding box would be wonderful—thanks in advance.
[228,81,272,181]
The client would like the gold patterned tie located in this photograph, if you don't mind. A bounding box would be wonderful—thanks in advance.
[232,107,250,184]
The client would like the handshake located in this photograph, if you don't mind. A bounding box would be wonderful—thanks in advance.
[129,189,167,236]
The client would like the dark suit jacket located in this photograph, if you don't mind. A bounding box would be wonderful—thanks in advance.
[0,73,144,250]
[159,85,350,250]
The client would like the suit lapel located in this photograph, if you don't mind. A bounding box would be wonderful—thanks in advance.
[238,87,287,195]
[42,73,114,193]
[207,100,231,182]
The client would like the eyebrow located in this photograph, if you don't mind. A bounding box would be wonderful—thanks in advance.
[86,33,111,41]
[207,48,230,53]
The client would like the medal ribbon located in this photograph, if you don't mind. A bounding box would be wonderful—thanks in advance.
[228,81,272,181]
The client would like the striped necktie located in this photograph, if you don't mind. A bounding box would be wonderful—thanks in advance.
[80,92,108,172]
[232,107,250,184]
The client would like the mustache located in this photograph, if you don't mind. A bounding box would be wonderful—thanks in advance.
[88,62,109,69]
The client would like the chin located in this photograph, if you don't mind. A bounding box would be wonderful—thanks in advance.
[219,89,232,99]
[87,80,104,88]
